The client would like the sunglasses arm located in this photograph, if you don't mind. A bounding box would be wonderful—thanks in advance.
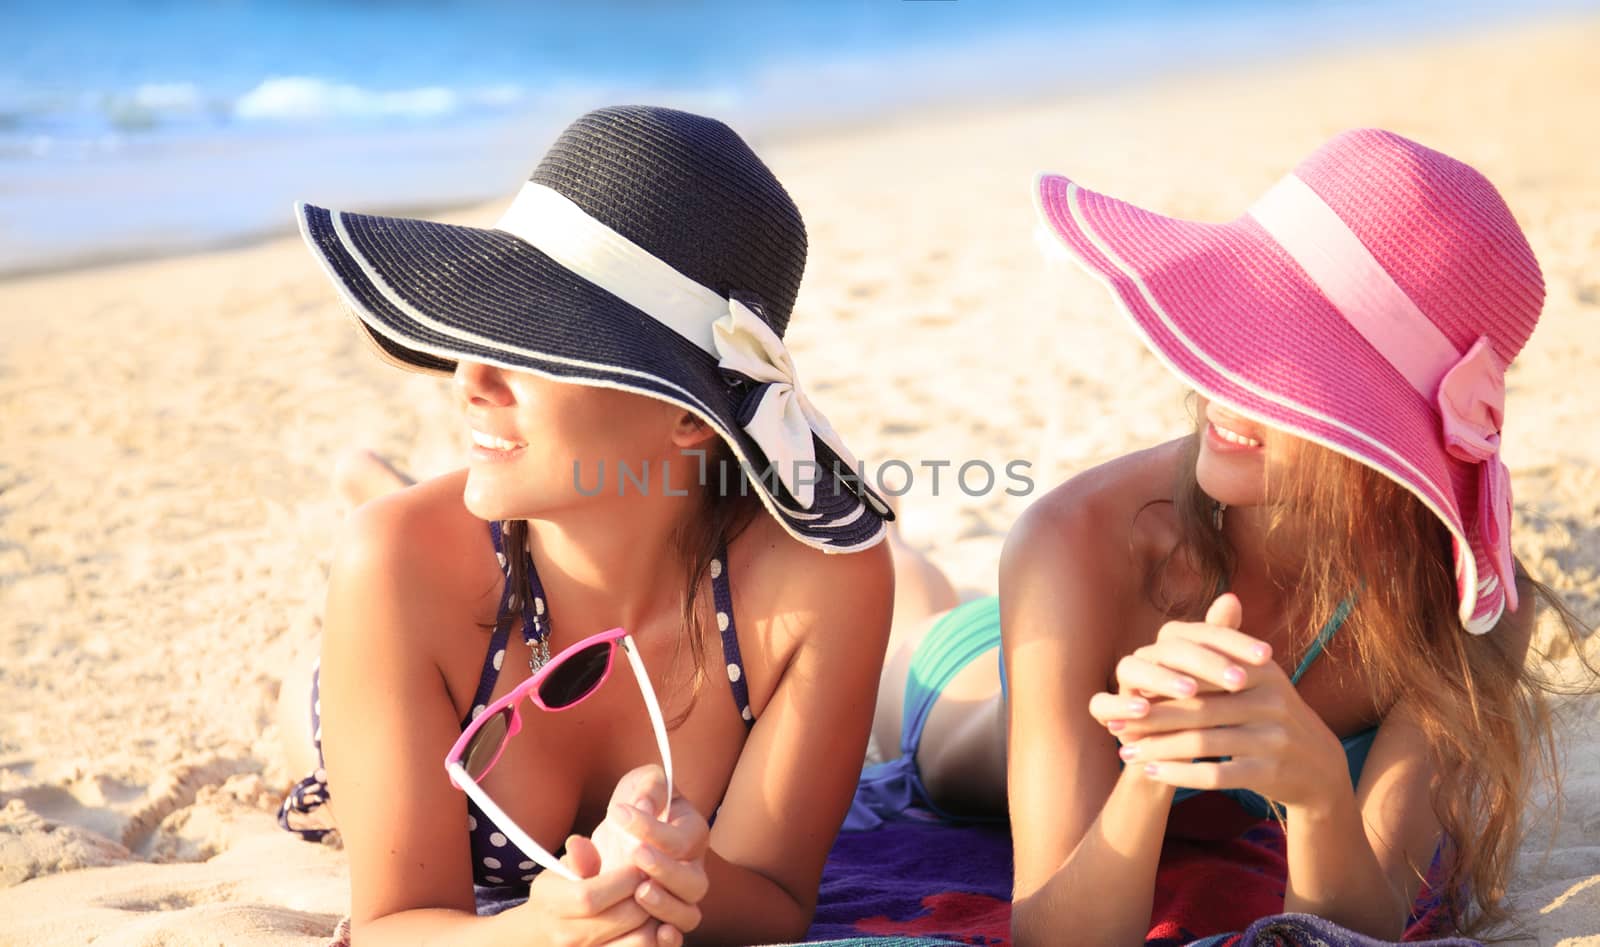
[445,761,580,882]
[619,636,675,806]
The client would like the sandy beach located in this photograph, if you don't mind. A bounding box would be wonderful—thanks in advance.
[2,14,1598,945]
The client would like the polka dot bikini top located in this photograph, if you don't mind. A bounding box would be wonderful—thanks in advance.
[466,522,754,891]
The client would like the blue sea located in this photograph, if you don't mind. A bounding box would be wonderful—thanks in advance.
[0,0,1588,275]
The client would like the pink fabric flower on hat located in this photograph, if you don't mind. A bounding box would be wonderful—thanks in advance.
[1436,337,1517,612]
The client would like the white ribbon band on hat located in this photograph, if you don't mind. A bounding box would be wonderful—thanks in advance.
[1248,174,1517,633]
[495,181,863,510]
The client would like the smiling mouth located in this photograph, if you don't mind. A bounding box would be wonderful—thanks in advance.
[1209,421,1262,448]
[471,430,528,452]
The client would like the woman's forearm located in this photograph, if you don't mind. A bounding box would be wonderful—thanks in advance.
[356,907,526,947]
[1283,784,1410,939]
[1012,767,1176,947]
[689,850,812,946]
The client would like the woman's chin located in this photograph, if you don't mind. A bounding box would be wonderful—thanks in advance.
[461,491,504,523]
[1195,458,1266,508]
[462,471,570,523]
[461,473,521,522]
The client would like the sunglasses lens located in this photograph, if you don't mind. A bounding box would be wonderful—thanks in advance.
[538,641,612,709]
[463,707,513,780]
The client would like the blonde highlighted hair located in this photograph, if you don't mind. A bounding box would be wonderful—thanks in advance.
[1147,407,1592,932]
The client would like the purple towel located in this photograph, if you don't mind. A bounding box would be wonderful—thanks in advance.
[806,819,1013,944]
[320,819,1483,947]
[803,814,1483,947]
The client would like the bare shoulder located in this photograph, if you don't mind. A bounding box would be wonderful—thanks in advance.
[727,509,895,667]
[331,469,502,648]
[317,469,494,921]
[1000,438,1187,606]
[1000,441,1190,900]
[340,470,485,570]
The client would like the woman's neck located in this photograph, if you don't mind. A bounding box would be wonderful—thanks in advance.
[1217,500,1314,614]
[524,494,700,643]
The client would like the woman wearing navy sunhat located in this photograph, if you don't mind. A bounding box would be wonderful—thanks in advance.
[276,106,896,946]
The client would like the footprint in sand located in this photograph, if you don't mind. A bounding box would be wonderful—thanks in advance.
[0,799,133,886]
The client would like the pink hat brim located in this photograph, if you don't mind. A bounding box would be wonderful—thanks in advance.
[1034,172,1502,633]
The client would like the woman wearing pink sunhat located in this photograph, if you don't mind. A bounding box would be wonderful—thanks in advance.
[869,129,1589,943]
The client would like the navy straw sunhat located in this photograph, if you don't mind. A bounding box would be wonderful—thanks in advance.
[296,105,890,552]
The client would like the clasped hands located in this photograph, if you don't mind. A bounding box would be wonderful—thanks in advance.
[1088,594,1349,813]
[519,765,708,947]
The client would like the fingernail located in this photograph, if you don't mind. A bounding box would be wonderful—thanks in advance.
[1143,763,1161,777]
[1223,666,1245,688]
[1252,643,1271,662]
[610,803,635,826]
[1173,677,1196,696]
[637,846,661,869]
[635,796,657,818]
[1127,697,1150,716]
[1107,719,1125,732]
[1118,744,1138,761]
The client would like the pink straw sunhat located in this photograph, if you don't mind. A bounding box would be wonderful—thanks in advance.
[1033,129,1544,635]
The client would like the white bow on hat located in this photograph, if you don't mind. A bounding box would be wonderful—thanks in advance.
[711,299,861,509]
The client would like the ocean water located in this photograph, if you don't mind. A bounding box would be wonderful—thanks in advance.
[0,0,1588,275]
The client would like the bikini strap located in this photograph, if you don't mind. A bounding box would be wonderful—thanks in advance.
[471,527,750,728]
[709,544,754,727]
[900,597,1001,759]
[1219,565,1354,686]
[462,521,539,726]
[1290,593,1356,685]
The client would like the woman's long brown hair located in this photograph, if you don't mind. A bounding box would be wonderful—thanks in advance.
[1148,409,1593,932]
[498,438,761,724]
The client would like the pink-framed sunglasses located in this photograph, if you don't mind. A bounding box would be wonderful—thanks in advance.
[444,627,673,881]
